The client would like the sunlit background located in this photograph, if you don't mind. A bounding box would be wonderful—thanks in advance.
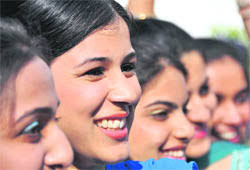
[116,0,248,44]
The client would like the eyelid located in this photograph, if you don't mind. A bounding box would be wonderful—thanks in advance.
[150,109,166,115]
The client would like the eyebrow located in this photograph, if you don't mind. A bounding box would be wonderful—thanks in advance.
[15,107,54,124]
[75,52,137,69]
[75,57,110,68]
[122,52,137,63]
[145,100,178,109]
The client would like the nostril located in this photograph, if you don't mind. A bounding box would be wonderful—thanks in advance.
[49,164,63,169]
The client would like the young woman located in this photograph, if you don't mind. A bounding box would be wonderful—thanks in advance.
[0,18,73,170]
[196,38,249,144]
[128,18,195,161]
[6,0,141,169]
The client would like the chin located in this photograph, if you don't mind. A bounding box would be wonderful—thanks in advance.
[99,142,129,164]
[186,137,211,158]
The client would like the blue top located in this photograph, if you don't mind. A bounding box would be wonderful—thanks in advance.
[106,158,198,170]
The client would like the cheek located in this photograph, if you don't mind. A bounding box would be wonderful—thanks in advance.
[237,103,250,122]
[0,141,44,169]
[130,117,168,147]
[56,80,108,116]
[211,107,224,124]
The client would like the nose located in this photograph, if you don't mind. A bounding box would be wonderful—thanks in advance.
[172,109,195,142]
[205,91,217,111]
[223,101,243,126]
[187,94,211,123]
[108,71,141,105]
[44,122,73,169]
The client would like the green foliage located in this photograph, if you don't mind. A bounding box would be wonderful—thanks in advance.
[210,26,249,47]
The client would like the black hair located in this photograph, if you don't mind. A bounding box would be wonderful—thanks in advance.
[130,18,188,89]
[0,17,48,121]
[2,0,132,63]
[195,38,249,87]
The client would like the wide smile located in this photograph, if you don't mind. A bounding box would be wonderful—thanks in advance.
[94,113,128,140]
[219,131,240,143]
[160,146,186,160]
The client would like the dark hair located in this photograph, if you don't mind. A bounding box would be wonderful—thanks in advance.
[194,38,249,87]
[4,0,131,63]
[130,18,188,89]
[0,17,47,120]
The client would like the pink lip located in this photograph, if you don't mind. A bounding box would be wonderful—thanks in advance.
[194,130,207,139]
[230,135,240,143]
[99,127,128,140]
[164,146,185,151]
[194,125,208,139]
[95,112,128,121]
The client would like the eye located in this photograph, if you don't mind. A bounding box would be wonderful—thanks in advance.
[150,110,169,121]
[199,82,209,96]
[121,62,136,77]
[216,94,224,104]
[20,120,43,143]
[182,105,189,114]
[235,91,249,104]
[84,67,105,76]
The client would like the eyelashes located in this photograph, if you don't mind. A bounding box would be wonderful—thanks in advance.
[19,120,43,143]
[150,109,170,121]
[80,62,136,80]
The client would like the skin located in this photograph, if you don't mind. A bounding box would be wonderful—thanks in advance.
[237,0,250,37]
[181,51,217,158]
[50,16,141,169]
[207,56,249,143]
[0,57,73,170]
[129,65,194,161]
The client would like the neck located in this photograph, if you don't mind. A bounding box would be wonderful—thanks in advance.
[73,152,106,170]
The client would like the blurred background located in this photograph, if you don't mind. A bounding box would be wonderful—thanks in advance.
[116,0,249,45]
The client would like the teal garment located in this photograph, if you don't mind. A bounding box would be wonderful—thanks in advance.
[209,141,248,164]
[231,148,250,170]
[189,141,248,169]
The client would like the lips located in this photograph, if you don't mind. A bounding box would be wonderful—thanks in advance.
[94,112,128,140]
[194,124,208,139]
[161,146,186,160]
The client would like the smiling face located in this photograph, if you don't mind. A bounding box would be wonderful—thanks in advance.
[0,57,73,170]
[181,51,217,158]
[207,56,249,143]
[50,16,141,168]
[129,65,194,161]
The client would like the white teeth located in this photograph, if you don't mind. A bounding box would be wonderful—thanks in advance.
[113,120,120,128]
[221,132,237,140]
[108,120,113,128]
[120,119,126,128]
[165,150,184,158]
[102,119,108,128]
[96,119,126,129]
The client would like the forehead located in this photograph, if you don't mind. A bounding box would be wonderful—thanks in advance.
[207,56,247,95]
[181,50,206,91]
[139,66,187,106]
[14,57,57,119]
[54,16,132,67]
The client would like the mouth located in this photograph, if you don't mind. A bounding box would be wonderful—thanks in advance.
[219,131,240,143]
[160,146,186,160]
[94,113,128,140]
[193,124,208,139]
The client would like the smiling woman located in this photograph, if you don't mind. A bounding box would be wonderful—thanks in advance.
[128,18,195,161]
[0,18,73,170]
